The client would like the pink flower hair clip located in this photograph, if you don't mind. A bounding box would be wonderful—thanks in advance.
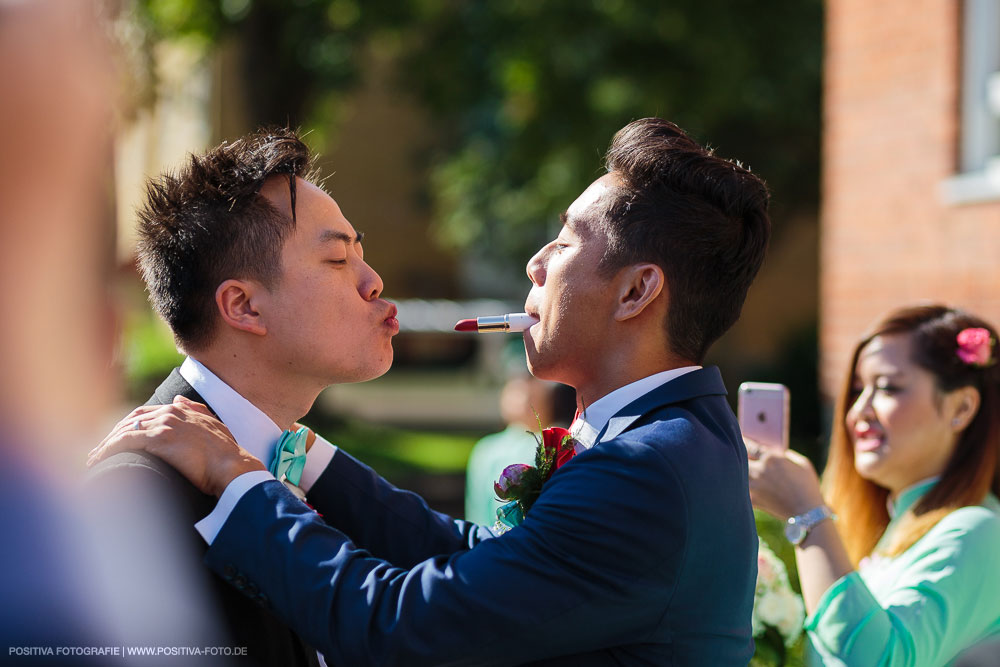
[956,327,995,367]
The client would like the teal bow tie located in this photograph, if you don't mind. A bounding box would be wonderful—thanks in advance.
[269,426,308,486]
[494,500,524,534]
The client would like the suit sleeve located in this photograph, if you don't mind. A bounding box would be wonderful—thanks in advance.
[304,446,495,567]
[205,440,685,666]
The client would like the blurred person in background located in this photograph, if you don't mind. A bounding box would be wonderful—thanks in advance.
[0,0,118,658]
[747,305,1000,665]
[465,373,575,525]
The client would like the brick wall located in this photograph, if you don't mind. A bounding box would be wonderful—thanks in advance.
[821,0,1000,398]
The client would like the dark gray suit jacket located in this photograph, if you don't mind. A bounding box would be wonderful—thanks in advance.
[88,369,320,666]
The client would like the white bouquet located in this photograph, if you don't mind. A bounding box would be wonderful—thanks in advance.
[752,539,805,664]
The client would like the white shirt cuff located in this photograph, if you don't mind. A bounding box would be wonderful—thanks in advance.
[300,434,337,492]
[194,470,274,545]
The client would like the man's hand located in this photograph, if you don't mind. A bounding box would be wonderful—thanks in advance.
[88,395,266,497]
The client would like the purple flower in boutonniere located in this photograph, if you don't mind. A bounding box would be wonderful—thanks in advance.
[493,426,582,533]
[494,463,533,500]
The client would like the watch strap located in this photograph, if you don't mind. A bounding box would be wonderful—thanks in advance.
[786,505,835,545]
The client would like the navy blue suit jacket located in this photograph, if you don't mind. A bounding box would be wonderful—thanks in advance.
[205,366,758,665]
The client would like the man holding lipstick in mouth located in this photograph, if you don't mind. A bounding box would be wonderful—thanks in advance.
[93,118,770,665]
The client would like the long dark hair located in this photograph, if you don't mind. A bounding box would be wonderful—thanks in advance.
[824,305,1000,564]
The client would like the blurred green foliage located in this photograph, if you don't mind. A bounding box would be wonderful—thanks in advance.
[121,305,184,398]
[133,0,399,125]
[133,0,823,266]
[401,0,824,261]
[305,413,480,478]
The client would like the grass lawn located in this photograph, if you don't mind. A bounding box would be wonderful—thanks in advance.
[301,409,482,481]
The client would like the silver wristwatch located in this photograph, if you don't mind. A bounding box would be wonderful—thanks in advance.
[785,505,835,546]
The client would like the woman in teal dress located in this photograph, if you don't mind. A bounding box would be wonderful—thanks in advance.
[747,305,1000,665]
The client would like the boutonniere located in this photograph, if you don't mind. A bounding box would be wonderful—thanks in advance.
[493,425,584,533]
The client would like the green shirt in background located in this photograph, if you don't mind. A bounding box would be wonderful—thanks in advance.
[806,479,1000,665]
[464,425,538,526]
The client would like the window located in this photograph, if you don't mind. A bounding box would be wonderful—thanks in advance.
[943,0,1000,203]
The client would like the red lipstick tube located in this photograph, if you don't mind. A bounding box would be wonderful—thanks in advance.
[454,313,539,333]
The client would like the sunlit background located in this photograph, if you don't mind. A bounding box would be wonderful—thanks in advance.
[110,0,825,497]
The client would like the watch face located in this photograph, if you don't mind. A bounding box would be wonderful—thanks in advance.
[784,522,805,545]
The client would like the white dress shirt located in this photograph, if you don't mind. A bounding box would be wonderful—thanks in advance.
[177,357,337,543]
[570,366,701,449]
[180,357,337,666]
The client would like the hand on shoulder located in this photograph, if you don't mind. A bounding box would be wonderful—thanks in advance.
[88,395,266,496]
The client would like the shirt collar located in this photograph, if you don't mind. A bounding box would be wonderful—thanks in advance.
[570,366,701,448]
[179,357,283,466]
[887,477,940,519]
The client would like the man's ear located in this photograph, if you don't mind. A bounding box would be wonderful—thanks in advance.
[614,263,665,322]
[215,279,267,336]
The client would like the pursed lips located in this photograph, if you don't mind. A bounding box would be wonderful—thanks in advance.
[381,302,399,332]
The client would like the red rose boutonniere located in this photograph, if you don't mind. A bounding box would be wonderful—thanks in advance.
[493,426,583,532]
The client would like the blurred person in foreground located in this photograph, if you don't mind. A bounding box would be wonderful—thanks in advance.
[92,118,770,665]
[465,375,575,525]
[1,2,231,661]
[0,0,118,658]
[746,305,1000,665]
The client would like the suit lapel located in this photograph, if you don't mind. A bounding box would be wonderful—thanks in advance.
[595,366,728,443]
[141,370,319,666]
